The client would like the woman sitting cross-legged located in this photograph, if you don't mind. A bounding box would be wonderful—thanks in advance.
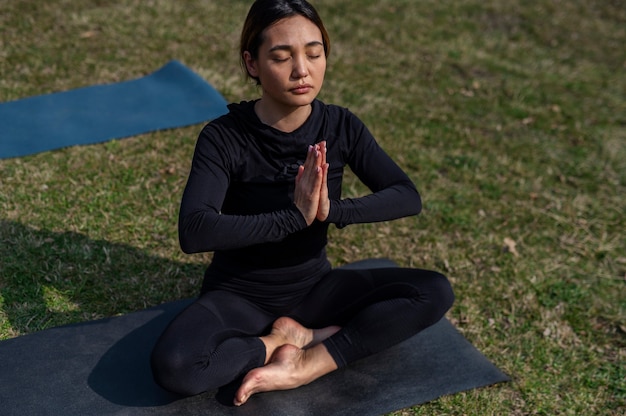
[151,0,454,406]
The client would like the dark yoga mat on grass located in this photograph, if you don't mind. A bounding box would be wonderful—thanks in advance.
[0,60,228,159]
[0,259,509,416]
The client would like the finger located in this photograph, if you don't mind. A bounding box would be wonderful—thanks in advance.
[310,144,322,168]
[306,166,323,195]
[301,145,322,179]
[294,166,323,225]
[316,141,326,168]
[295,161,323,198]
[320,163,329,200]
[299,146,315,181]
[295,164,305,185]
[304,145,315,166]
[316,162,330,222]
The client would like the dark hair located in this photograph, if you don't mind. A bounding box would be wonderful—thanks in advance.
[240,0,331,83]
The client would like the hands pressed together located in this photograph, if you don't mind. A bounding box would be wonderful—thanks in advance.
[294,141,329,225]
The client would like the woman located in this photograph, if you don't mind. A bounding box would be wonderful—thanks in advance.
[151,0,454,407]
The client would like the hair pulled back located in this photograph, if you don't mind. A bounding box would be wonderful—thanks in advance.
[240,0,330,83]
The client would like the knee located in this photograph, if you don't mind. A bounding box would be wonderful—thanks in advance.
[150,342,204,397]
[427,270,455,314]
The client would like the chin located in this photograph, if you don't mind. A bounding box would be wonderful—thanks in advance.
[287,94,317,107]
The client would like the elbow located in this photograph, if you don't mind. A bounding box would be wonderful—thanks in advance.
[386,181,421,218]
[407,182,422,215]
[179,239,196,255]
[178,228,199,254]
[414,189,422,215]
[178,213,208,254]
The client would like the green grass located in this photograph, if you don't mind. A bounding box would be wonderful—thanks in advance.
[1,0,624,414]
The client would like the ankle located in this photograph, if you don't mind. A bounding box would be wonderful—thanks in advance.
[259,334,283,364]
[300,344,338,381]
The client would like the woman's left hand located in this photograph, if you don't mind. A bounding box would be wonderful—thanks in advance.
[316,141,330,222]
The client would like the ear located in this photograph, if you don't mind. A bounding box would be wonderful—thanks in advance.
[243,51,259,78]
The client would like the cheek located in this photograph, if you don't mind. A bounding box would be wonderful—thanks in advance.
[262,67,287,84]
[315,66,326,82]
[256,64,277,82]
[315,59,327,75]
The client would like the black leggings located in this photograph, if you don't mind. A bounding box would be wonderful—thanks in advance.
[151,267,454,396]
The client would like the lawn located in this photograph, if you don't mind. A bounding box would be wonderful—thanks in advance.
[1,0,624,414]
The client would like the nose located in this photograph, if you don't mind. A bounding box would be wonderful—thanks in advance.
[291,55,308,79]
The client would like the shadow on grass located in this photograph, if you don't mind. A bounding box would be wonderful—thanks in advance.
[0,219,204,335]
[0,220,210,407]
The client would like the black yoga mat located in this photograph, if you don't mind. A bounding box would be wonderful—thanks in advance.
[0,60,228,159]
[0,259,509,416]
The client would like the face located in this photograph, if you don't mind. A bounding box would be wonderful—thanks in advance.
[244,15,326,112]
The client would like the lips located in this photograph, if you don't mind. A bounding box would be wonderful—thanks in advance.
[290,84,313,94]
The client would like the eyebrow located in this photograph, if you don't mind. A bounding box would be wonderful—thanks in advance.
[268,41,324,53]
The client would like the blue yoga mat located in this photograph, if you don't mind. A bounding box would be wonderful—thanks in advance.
[0,60,229,159]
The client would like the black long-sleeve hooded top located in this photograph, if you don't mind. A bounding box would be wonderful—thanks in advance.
[179,99,421,298]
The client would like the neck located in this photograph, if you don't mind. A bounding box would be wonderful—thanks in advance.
[255,100,313,133]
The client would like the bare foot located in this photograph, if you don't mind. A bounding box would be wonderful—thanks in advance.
[261,317,341,361]
[234,343,337,406]
[268,317,313,350]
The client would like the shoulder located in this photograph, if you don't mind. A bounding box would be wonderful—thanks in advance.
[198,100,258,143]
[192,101,259,165]
[314,100,369,141]
[316,100,356,120]
[314,100,367,133]
[204,100,255,130]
